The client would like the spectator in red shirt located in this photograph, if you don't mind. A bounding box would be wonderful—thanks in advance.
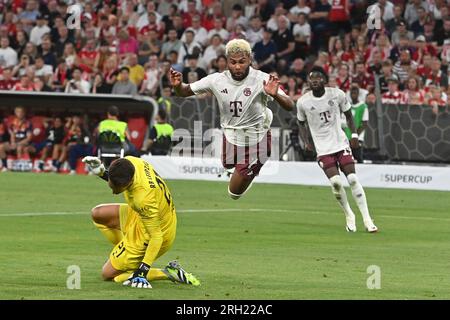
[139,11,164,39]
[424,57,449,89]
[351,35,370,62]
[382,77,403,104]
[426,85,448,115]
[0,67,17,90]
[78,38,99,73]
[353,61,374,91]
[336,63,352,92]
[401,76,425,105]
[412,35,437,64]
[94,40,114,74]
[201,1,226,31]
[52,58,69,92]
[13,74,34,91]
[328,37,346,62]
[323,53,340,77]
[329,0,351,36]
[2,11,18,39]
[417,53,433,79]
[182,0,201,29]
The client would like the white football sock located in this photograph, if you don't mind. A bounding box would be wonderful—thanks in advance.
[346,173,372,223]
[329,175,355,218]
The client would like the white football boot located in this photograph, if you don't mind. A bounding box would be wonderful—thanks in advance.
[345,213,357,232]
[364,220,378,233]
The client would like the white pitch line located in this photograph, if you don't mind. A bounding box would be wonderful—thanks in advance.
[0,208,449,222]
[0,211,87,217]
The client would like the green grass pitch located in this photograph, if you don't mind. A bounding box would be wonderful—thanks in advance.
[0,172,449,300]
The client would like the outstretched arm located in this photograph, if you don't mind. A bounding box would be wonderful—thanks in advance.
[170,68,195,97]
[263,74,295,111]
[82,156,108,180]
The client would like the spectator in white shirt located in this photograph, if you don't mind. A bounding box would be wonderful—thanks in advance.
[30,14,51,46]
[179,0,203,13]
[246,16,264,48]
[0,37,18,68]
[136,1,162,29]
[289,0,311,20]
[178,30,203,66]
[65,68,90,94]
[267,4,291,32]
[226,4,249,32]
[293,13,312,45]
[404,0,429,27]
[33,55,53,85]
[199,34,225,71]
[181,15,208,47]
[140,54,160,96]
[377,0,395,22]
[207,17,230,43]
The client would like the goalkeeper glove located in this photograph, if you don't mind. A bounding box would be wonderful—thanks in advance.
[123,263,152,289]
[82,156,105,176]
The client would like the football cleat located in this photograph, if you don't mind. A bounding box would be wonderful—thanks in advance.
[163,260,200,286]
[364,220,378,233]
[345,214,357,232]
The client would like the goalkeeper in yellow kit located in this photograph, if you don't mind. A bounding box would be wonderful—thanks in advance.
[82,155,200,289]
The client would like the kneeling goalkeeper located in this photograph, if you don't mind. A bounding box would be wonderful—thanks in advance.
[83,155,200,288]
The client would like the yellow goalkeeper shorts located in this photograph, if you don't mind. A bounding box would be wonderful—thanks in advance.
[109,204,176,272]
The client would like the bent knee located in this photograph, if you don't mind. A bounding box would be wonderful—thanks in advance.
[329,175,343,191]
[91,205,103,223]
[101,262,118,281]
[346,173,358,186]
[101,269,114,281]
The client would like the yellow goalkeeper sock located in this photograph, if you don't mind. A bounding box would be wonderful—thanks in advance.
[113,269,169,283]
[148,269,169,281]
[93,222,123,245]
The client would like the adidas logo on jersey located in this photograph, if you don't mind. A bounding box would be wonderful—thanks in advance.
[221,88,228,94]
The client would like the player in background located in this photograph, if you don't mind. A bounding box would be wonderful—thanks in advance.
[82,155,200,288]
[3,106,33,161]
[170,39,294,200]
[296,71,378,233]
[342,85,368,163]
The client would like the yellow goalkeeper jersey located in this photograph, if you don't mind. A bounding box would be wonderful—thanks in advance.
[122,156,176,266]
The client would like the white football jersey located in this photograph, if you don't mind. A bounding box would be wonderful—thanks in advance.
[296,87,352,157]
[190,67,288,146]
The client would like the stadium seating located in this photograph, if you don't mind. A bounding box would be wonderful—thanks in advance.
[127,117,148,150]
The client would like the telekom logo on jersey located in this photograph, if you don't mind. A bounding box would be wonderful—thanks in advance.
[319,111,332,123]
[230,101,243,117]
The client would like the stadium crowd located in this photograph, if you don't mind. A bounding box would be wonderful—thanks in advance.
[0,0,449,172]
